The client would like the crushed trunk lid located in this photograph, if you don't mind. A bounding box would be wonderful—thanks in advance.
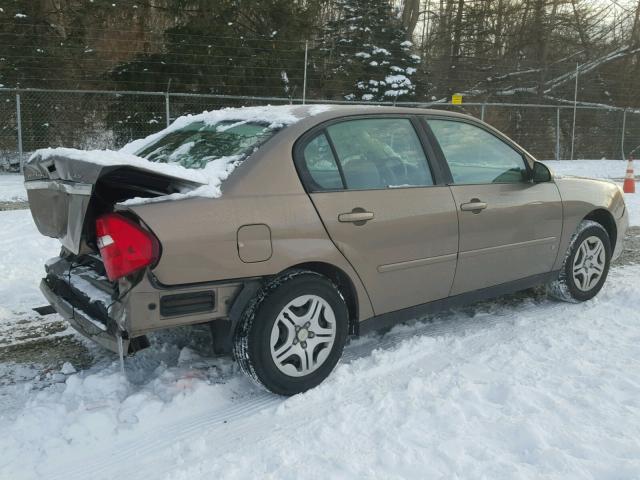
[24,149,204,254]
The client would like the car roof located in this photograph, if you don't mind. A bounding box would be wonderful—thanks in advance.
[271,104,475,141]
[282,103,471,122]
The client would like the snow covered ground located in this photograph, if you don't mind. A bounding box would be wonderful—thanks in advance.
[0,173,26,202]
[543,159,632,179]
[1,160,640,479]
[2,266,640,480]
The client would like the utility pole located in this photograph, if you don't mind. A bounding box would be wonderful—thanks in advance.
[570,63,579,161]
[302,41,309,105]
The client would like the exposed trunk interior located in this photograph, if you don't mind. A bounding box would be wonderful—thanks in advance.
[24,153,203,254]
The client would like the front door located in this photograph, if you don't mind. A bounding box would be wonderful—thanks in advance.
[425,118,563,295]
[296,116,459,315]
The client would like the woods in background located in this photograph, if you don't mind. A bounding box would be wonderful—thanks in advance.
[1,0,639,108]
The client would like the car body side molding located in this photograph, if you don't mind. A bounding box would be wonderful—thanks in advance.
[357,270,560,336]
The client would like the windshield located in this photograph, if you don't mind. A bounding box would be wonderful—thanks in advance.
[136,120,279,169]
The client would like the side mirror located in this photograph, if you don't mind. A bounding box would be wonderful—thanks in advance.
[531,162,552,183]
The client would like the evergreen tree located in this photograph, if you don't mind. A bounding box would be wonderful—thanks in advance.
[317,0,421,102]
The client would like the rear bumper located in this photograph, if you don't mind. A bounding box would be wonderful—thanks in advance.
[40,278,126,354]
[41,254,246,354]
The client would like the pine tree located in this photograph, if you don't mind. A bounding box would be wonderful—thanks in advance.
[318,0,421,102]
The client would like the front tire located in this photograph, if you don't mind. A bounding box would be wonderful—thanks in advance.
[548,220,611,303]
[233,270,349,396]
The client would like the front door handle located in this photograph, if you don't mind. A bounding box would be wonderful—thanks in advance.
[460,199,488,213]
[338,209,374,224]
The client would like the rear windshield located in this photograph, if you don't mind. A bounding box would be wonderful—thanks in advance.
[136,120,279,169]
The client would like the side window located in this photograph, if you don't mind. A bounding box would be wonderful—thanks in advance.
[427,119,528,184]
[302,133,344,191]
[326,118,434,190]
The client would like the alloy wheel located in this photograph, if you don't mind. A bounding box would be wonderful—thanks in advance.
[572,235,606,292]
[269,294,337,377]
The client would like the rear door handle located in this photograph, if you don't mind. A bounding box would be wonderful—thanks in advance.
[338,210,374,224]
[460,199,488,213]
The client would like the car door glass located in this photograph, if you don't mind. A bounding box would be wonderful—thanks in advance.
[326,118,434,190]
[427,119,528,184]
[302,133,344,190]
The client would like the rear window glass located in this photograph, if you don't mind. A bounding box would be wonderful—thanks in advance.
[302,133,344,190]
[136,120,279,169]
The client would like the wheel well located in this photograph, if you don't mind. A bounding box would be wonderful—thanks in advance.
[288,262,359,334]
[584,209,617,251]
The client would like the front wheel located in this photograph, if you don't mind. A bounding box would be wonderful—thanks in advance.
[233,270,349,396]
[548,220,611,303]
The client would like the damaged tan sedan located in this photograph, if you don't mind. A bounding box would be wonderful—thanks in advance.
[24,105,628,395]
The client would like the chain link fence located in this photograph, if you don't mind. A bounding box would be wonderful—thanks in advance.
[1,88,639,171]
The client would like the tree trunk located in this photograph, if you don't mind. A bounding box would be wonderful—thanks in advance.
[401,0,421,40]
[448,0,465,93]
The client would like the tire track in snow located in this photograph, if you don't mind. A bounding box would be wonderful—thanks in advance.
[42,294,565,480]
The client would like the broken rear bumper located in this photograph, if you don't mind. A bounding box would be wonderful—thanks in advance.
[40,278,127,354]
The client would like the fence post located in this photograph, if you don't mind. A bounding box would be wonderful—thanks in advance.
[556,107,560,161]
[165,93,171,128]
[302,41,309,105]
[570,62,579,160]
[480,104,486,121]
[621,108,627,160]
[16,92,23,173]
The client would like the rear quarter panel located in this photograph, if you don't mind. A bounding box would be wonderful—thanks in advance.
[126,190,375,321]
[552,176,626,270]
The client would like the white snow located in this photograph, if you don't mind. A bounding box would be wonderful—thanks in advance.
[0,210,59,315]
[33,147,210,184]
[371,46,391,56]
[30,105,333,206]
[119,155,244,206]
[1,250,640,478]
[543,159,634,179]
[0,174,27,202]
[119,104,331,155]
[385,74,412,87]
[1,153,640,478]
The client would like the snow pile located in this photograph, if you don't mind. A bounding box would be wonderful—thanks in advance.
[0,174,27,202]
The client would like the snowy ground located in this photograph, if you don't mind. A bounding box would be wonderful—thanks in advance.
[1,162,640,479]
[0,173,26,202]
[543,159,633,180]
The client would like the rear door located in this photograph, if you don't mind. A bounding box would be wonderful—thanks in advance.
[295,116,459,315]
[424,117,562,295]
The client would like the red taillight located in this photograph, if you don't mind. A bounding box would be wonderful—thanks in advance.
[95,213,160,281]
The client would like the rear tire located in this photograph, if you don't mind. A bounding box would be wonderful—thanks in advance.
[547,220,611,303]
[233,270,349,396]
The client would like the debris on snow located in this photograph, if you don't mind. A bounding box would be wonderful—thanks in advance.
[61,362,77,375]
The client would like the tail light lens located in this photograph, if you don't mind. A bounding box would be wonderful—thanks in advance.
[95,213,160,281]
